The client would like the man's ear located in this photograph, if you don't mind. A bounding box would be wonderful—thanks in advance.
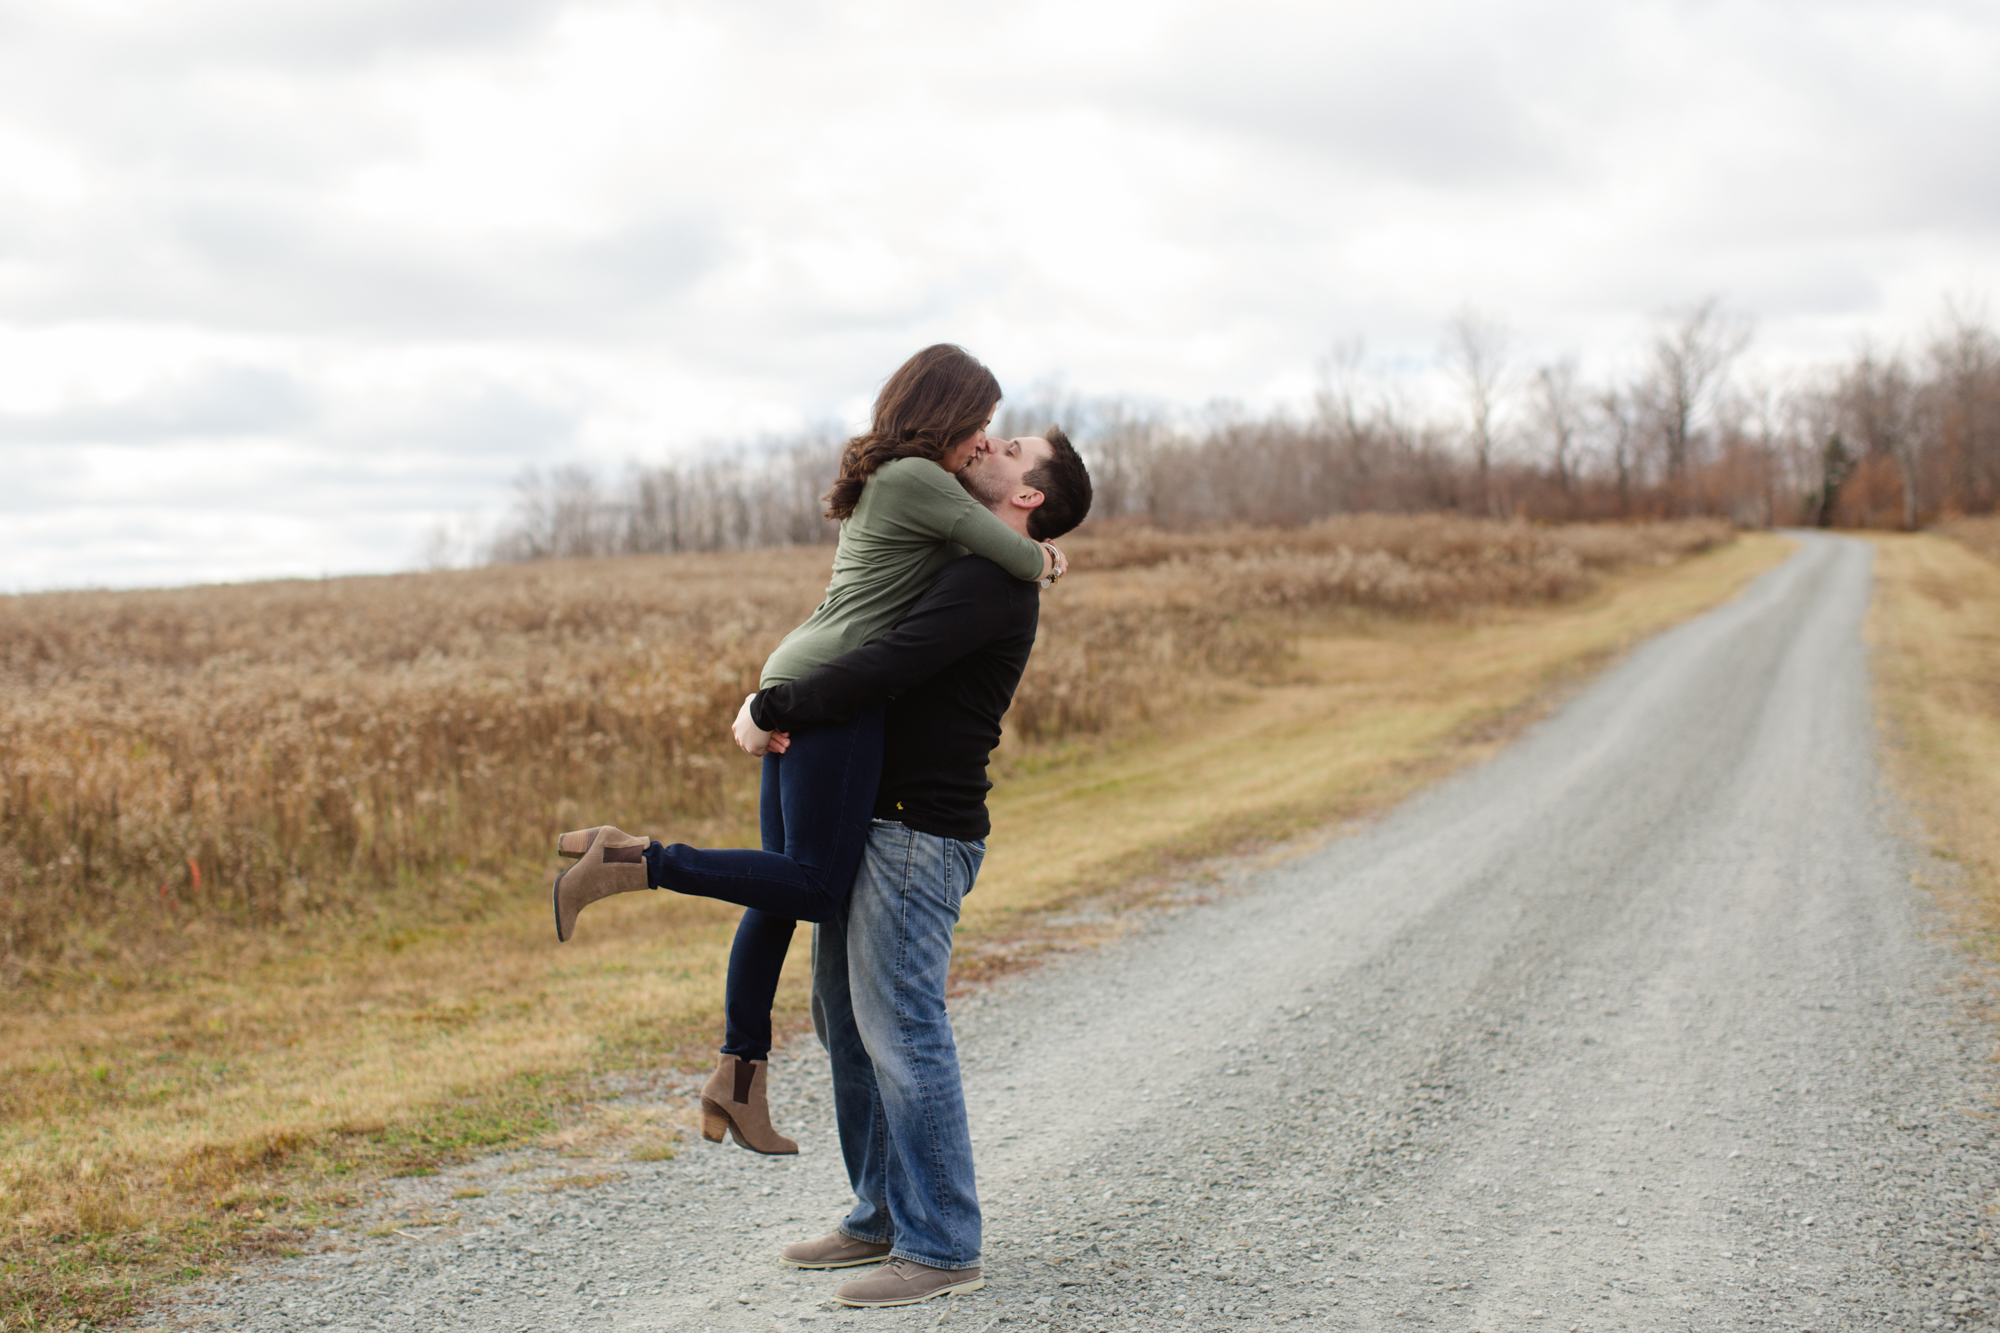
[1009,487,1046,512]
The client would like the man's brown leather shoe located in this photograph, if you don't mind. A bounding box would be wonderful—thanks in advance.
[779,1231,893,1269]
[834,1257,984,1307]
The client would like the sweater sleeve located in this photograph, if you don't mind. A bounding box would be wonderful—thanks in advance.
[879,458,1046,582]
[946,497,1048,582]
[751,560,1017,732]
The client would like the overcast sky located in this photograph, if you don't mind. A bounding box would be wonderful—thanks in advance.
[3,0,1996,589]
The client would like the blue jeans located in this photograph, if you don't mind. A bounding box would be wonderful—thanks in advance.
[642,706,885,1063]
[812,820,984,1271]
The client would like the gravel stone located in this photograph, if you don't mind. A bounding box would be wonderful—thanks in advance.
[142,534,2000,1331]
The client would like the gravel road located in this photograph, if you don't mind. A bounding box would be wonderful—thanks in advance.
[158,534,2000,1333]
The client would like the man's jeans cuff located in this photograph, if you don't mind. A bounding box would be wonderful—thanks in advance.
[840,1225,892,1246]
[887,1247,980,1272]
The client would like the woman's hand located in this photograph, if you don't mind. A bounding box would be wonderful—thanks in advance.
[732,693,790,757]
[1039,541,1068,587]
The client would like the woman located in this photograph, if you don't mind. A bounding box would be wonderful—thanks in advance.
[548,344,1063,1153]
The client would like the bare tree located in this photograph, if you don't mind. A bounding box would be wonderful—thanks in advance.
[1596,387,1638,512]
[1929,298,2000,514]
[1313,338,1374,506]
[1732,378,1789,528]
[1077,405,1170,523]
[1646,298,1751,505]
[490,465,611,561]
[488,431,841,563]
[999,387,1167,523]
[1446,309,1511,515]
[1314,338,1368,444]
[1530,357,1584,502]
[1839,345,1922,529]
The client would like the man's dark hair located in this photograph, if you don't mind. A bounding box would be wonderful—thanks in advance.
[1025,426,1092,541]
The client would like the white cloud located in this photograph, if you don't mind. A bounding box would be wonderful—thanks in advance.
[0,363,314,441]
[2,0,1997,587]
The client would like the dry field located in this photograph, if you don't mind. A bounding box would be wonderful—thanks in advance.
[0,514,1729,988]
[1937,514,2000,566]
[1868,518,2000,948]
[0,515,1758,1327]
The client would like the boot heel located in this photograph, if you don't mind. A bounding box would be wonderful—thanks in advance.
[700,1098,730,1144]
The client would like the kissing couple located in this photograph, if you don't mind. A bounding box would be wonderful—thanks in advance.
[548,342,1093,1307]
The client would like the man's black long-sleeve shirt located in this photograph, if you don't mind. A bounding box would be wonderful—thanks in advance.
[749,556,1040,842]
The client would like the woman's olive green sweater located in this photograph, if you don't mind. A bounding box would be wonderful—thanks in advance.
[758,457,1046,688]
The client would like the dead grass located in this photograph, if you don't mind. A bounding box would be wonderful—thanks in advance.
[0,550,830,992]
[0,516,1732,988]
[1067,513,1730,582]
[0,516,1754,1328]
[1867,528,2000,951]
[1935,515,2000,566]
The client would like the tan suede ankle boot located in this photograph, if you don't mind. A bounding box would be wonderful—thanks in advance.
[551,825,650,943]
[699,1055,798,1155]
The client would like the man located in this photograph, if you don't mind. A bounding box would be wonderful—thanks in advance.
[732,428,1092,1307]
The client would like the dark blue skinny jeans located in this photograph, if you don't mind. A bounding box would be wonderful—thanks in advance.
[642,704,884,1063]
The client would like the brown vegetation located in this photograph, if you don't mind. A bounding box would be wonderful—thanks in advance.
[1868,524,2000,947]
[2,516,1730,991]
[1,551,815,992]
[1936,515,2000,566]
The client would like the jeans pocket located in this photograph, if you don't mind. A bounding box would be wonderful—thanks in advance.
[945,838,985,912]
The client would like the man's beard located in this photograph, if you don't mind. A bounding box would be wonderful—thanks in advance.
[956,458,1008,508]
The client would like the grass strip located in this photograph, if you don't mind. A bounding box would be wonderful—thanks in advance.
[1866,529,2000,953]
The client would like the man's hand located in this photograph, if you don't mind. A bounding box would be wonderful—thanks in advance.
[732,693,790,756]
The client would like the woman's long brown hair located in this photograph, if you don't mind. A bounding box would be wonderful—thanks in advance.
[822,344,1001,521]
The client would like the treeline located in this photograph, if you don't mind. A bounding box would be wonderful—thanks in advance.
[482,426,847,561]
[480,297,2000,561]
